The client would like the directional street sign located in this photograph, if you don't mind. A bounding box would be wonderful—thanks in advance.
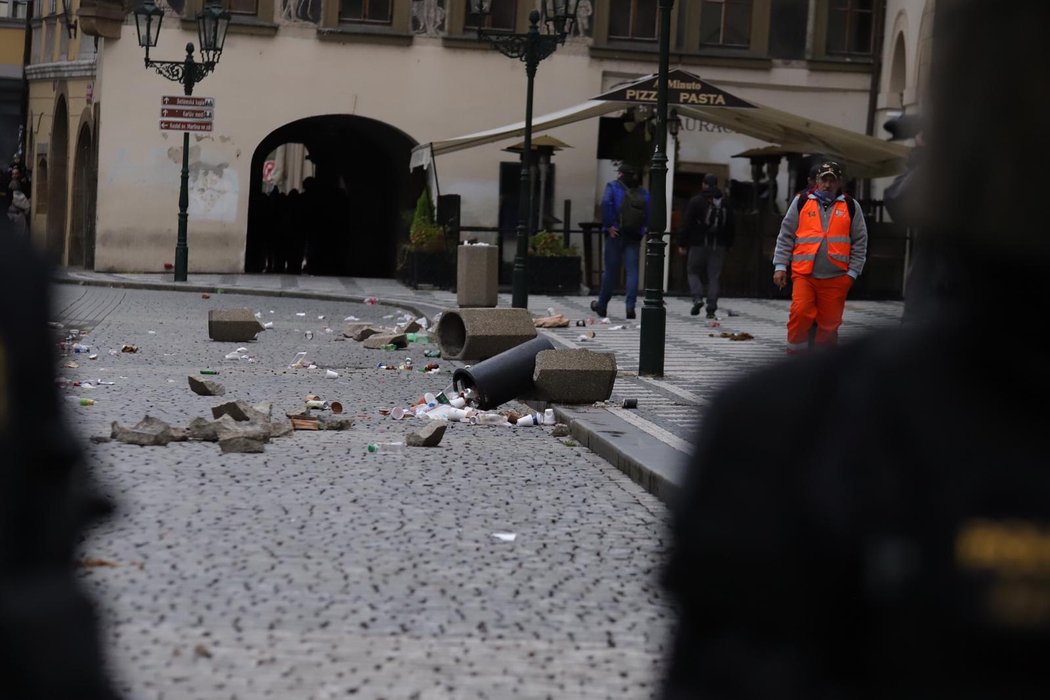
[160,96,215,132]
[161,95,215,108]
[160,107,213,120]
[160,120,213,132]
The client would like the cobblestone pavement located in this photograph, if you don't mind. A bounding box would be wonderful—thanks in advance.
[55,286,673,700]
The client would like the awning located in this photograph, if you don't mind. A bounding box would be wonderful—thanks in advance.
[410,69,910,178]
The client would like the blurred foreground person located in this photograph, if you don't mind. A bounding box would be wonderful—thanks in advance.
[661,2,1050,698]
[0,233,119,698]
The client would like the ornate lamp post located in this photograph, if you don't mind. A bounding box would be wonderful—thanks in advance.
[638,0,674,376]
[133,0,230,282]
[469,0,580,309]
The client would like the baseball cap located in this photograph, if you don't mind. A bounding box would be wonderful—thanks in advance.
[816,161,843,180]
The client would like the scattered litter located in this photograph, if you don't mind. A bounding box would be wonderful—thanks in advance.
[201,293,211,299]
[64,361,79,369]
[727,309,740,317]
[325,369,339,379]
[121,344,138,353]
[96,379,115,386]
[706,320,721,328]
[576,334,592,342]
[534,314,569,328]
[515,412,542,427]
[424,349,441,358]
[73,343,90,353]
[262,322,273,329]
[344,315,359,321]
[382,314,394,319]
[365,297,378,305]
[290,416,320,431]
[711,331,754,341]
[543,408,556,425]
[289,351,308,368]
[200,369,218,375]
[366,441,404,454]
[296,312,306,316]
[609,325,625,331]
[88,353,98,360]
[318,315,325,320]
[622,398,638,409]
[75,558,118,569]
[108,349,119,356]
[68,397,94,406]
[304,330,314,340]
[575,320,587,327]
[194,644,212,659]
[599,317,611,324]
[147,330,156,335]
[492,533,517,543]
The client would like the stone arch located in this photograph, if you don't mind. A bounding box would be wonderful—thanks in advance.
[887,32,908,108]
[45,94,70,263]
[244,114,423,277]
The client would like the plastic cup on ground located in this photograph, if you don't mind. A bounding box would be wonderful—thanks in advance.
[543,408,556,425]
[325,369,339,379]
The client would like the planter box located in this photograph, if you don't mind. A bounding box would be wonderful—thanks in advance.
[397,249,454,290]
[502,256,582,295]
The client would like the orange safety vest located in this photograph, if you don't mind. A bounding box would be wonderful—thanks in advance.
[791,197,852,276]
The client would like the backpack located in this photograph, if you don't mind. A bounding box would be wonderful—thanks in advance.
[618,184,647,238]
[704,197,727,234]
[797,192,856,220]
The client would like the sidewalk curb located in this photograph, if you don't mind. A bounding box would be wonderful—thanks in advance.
[52,274,440,320]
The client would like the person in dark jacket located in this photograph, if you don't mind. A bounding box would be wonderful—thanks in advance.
[661,2,1050,697]
[674,173,734,319]
[0,232,119,699]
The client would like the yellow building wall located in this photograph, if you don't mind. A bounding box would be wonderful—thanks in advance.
[0,27,24,65]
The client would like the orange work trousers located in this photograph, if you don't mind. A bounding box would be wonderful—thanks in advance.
[786,274,853,354]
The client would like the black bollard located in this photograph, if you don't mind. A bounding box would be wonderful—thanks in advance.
[452,335,555,410]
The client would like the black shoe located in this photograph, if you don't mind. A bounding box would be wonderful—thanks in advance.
[690,300,703,316]
[590,300,607,317]
[626,309,637,320]
[706,310,717,319]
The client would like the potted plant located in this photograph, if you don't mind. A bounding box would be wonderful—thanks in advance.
[397,188,453,289]
[525,230,582,294]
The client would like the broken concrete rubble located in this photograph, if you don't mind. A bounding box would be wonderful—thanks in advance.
[218,435,266,453]
[406,421,447,447]
[211,400,269,423]
[188,375,226,396]
[362,333,408,350]
[343,323,384,341]
[111,415,175,446]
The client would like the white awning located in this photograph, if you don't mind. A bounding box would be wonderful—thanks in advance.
[410,69,910,179]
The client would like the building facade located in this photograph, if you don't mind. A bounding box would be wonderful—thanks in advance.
[21,0,925,282]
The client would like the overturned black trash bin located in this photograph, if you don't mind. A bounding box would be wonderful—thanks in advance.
[452,335,555,410]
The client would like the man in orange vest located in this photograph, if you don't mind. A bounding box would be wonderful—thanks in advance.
[772,161,867,354]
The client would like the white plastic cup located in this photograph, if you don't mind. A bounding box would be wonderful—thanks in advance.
[325,369,339,379]
[543,408,555,425]
[445,407,469,421]
[516,413,539,427]
[423,392,437,405]
[390,406,406,420]
[450,396,466,409]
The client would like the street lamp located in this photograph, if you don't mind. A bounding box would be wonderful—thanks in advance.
[133,0,230,283]
[638,0,674,376]
[469,0,580,309]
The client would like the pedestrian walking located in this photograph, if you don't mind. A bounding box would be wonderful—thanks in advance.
[591,163,650,320]
[674,173,734,319]
[661,2,1050,697]
[771,161,867,353]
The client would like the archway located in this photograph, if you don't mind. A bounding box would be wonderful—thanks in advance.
[45,96,70,263]
[888,32,907,108]
[69,122,96,268]
[245,115,422,277]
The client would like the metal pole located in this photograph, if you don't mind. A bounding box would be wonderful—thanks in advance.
[174,46,197,282]
[638,0,673,377]
[512,20,539,309]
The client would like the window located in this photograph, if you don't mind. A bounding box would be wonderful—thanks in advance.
[339,0,392,24]
[608,0,657,41]
[826,0,874,55]
[700,0,751,47]
[464,0,516,32]
[228,0,258,15]
[14,0,27,17]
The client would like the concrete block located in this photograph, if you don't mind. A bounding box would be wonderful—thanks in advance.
[436,308,537,361]
[532,349,617,404]
[208,308,264,342]
[110,415,175,446]
[406,421,447,447]
[344,323,382,341]
[456,244,499,308]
